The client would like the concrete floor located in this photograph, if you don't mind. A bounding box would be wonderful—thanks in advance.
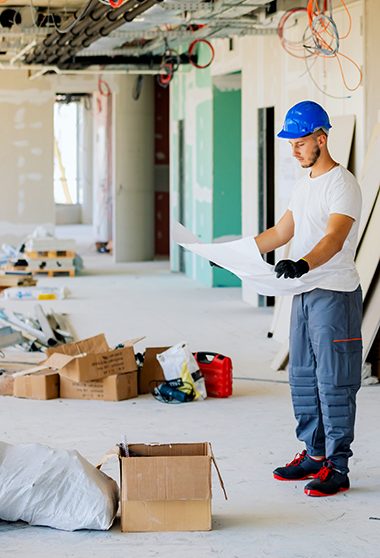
[1,226,379,558]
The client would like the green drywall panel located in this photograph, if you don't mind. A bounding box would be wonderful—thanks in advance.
[184,144,193,226]
[169,54,214,287]
[212,83,242,287]
[194,43,212,89]
[196,99,212,189]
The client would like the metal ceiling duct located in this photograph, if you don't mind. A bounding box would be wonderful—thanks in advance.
[18,0,279,71]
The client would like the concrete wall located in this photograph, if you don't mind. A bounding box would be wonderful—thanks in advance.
[113,74,155,262]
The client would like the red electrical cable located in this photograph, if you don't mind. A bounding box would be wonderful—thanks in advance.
[98,77,112,97]
[158,63,174,87]
[109,0,124,8]
[188,39,215,69]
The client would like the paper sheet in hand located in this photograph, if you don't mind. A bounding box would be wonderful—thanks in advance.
[173,222,330,297]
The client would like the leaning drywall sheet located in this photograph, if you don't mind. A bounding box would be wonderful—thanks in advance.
[355,191,380,298]
[329,115,355,168]
[362,276,380,362]
[358,123,380,240]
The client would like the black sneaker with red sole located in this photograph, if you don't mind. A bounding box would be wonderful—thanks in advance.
[273,450,325,481]
[304,462,350,496]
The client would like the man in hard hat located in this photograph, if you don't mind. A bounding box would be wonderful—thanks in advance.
[255,100,362,497]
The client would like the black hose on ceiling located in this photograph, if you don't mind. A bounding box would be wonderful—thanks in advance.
[68,0,140,50]
[25,0,163,67]
[57,51,191,70]
[41,0,100,48]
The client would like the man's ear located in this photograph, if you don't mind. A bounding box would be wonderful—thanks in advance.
[317,132,328,147]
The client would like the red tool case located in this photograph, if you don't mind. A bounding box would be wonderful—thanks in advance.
[194,352,233,398]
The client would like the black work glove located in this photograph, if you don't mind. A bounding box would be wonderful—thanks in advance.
[274,259,309,279]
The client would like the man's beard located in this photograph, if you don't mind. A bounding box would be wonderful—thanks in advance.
[301,144,321,168]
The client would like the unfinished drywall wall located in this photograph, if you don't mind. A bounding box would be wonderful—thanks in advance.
[170,51,213,285]
[0,70,55,244]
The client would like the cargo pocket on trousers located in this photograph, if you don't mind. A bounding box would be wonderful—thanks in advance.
[332,339,362,387]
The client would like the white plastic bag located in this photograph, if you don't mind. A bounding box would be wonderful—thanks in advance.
[0,441,118,531]
[157,342,207,400]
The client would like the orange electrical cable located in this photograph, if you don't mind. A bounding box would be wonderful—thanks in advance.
[281,1,361,95]
[336,0,352,39]
[334,50,363,91]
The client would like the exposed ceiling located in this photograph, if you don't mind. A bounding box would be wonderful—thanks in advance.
[0,0,281,75]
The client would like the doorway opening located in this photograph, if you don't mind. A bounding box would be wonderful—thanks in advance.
[54,93,92,228]
[258,106,275,306]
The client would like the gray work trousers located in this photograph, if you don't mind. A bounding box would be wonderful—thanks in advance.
[288,286,362,474]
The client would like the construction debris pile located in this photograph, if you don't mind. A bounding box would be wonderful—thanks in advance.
[0,330,234,403]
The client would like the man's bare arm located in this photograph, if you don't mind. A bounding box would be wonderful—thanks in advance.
[255,210,295,254]
[303,213,355,270]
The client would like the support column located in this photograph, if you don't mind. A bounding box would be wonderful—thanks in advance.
[113,75,154,262]
[79,98,93,225]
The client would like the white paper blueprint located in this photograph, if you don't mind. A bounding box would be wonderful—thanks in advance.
[173,222,335,297]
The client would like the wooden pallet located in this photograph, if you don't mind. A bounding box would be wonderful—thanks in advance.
[33,269,75,277]
[26,250,76,259]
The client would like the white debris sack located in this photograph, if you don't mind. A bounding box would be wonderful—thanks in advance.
[0,441,118,531]
[157,342,207,400]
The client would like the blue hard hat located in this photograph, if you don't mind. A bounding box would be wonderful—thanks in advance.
[277,101,332,139]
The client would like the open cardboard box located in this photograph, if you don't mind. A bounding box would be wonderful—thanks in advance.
[115,442,227,532]
[11,334,142,401]
[46,334,141,383]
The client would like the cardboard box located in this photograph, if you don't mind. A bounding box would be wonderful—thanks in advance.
[13,371,59,400]
[60,371,138,401]
[46,334,138,383]
[0,373,14,396]
[139,347,168,394]
[120,442,214,532]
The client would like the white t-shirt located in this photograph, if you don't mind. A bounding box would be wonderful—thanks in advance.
[288,164,362,292]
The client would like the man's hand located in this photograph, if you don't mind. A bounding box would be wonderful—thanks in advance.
[274,259,309,279]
